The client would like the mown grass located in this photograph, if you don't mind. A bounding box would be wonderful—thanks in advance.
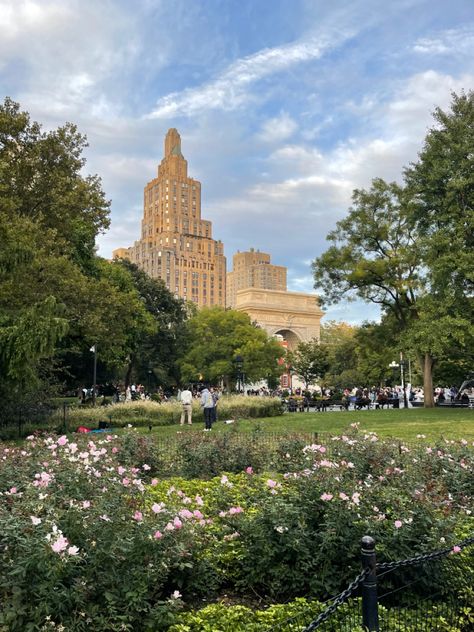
[129,407,474,441]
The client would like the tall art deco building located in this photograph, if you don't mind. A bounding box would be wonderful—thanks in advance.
[113,129,226,307]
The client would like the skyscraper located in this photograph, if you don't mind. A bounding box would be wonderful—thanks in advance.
[113,129,226,307]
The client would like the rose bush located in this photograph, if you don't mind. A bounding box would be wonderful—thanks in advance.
[0,426,472,630]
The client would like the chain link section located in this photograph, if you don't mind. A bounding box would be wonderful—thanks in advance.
[302,568,368,631]
[376,533,474,573]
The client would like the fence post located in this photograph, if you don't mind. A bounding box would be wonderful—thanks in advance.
[361,535,379,631]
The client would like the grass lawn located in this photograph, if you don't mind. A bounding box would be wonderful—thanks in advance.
[134,407,474,442]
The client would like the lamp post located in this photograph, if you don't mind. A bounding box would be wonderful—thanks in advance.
[234,355,244,394]
[90,344,97,406]
[147,365,153,397]
[389,352,408,409]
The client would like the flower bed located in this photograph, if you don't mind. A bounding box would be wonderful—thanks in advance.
[0,427,472,630]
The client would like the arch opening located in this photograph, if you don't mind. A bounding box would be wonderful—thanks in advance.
[273,329,301,351]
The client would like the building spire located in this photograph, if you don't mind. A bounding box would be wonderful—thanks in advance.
[164,128,182,158]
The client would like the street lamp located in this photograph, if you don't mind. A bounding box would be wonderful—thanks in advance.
[147,365,153,396]
[234,355,244,394]
[389,352,408,409]
[90,344,98,406]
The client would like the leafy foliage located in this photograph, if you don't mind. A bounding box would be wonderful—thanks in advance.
[112,259,188,388]
[0,98,188,407]
[313,93,474,405]
[287,338,330,388]
[178,307,283,386]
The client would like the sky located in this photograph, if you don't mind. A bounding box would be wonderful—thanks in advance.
[1,0,473,323]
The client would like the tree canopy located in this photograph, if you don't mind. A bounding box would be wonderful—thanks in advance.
[286,339,329,389]
[313,92,474,406]
[178,307,283,387]
[0,99,182,413]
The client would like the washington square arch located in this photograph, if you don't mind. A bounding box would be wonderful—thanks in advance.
[233,288,324,350]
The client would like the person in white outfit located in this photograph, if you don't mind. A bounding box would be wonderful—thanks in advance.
[179,386,193,425]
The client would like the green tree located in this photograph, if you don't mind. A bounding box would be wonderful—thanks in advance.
[313,93,474,407]
[112,259,187,389]
[0,97,110,270]
[178,307,282,387]
[403,91,474,398]
[405,92,474,300]
[286,339,329,389]
[0,99,156,411]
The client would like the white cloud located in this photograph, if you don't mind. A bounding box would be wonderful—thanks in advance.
[146,27,353,119]
[257,112,298,143]
[413,26,474,56]
[0,0,143,125]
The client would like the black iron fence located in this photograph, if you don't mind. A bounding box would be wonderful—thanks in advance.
[264,533,474,631]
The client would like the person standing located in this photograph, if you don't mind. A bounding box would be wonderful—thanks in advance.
[200,386,215,431]
[210,387,220,423]
[179,386,193,426]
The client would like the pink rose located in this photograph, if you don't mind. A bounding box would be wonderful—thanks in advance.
[51,536,68,553]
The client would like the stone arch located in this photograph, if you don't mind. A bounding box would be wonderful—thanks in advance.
[273,328,301,351]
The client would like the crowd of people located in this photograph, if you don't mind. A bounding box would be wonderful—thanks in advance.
[78,381,471,415]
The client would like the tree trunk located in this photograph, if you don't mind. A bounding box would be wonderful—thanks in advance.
[224,375,230,393]
[124,358,134,389]
[422,353,435,408]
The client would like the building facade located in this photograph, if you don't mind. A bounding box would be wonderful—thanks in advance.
[227,249,323,350]
[226,248,287,308]
[113,129,226,308]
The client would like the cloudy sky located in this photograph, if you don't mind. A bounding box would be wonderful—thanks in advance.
[2,0,473,322]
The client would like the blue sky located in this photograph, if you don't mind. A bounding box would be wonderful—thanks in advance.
[1,0,473,322]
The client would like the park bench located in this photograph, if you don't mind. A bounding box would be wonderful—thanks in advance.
[314,399,348,411]
[436,401,470,408]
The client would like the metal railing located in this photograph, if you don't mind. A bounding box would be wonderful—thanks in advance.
[264,533,474,631]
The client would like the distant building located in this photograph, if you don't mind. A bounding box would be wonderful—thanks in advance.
[113,128,226,308]
[226,248,287,307]
[227,249,323,350]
